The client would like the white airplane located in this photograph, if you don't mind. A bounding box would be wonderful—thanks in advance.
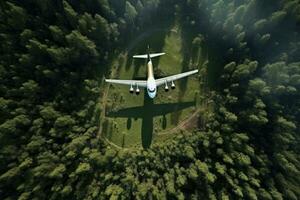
[105,46,198,99]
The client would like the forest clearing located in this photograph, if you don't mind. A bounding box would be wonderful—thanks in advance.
[1,0,300,199]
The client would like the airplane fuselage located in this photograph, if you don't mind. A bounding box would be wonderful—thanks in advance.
[146,57,157,98]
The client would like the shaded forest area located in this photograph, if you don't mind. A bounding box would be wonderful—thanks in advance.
[0,0,300,199]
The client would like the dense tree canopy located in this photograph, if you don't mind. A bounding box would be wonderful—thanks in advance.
[0,0,300,199]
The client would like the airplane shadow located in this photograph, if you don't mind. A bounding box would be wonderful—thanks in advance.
[106,90,195,148]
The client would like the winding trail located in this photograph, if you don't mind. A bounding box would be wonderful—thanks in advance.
[157,108,201,136]
[97,55,121,136]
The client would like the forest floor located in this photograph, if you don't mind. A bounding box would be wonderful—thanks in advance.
[99,22,207,149]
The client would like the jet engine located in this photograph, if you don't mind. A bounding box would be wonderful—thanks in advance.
[135,87,140,95]
[129,85,134,93]
[164,82,169,92]
[171,81,175,89]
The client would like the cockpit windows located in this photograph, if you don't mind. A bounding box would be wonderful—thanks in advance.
[148,88,156,93]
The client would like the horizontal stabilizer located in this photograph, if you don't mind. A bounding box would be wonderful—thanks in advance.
[133,53,165,59]
[150,53,165,58]
[133,54,148,59]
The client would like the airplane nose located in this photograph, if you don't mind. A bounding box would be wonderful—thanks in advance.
[148,91,156,98]
[150,93,155,98]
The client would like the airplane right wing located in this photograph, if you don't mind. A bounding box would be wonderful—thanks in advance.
[105,79,147,87]
[155,69,198,86]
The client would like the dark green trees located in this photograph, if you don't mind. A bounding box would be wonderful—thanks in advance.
[1,0,300,199]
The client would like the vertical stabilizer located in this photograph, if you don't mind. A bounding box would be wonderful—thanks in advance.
[147,45,151,61]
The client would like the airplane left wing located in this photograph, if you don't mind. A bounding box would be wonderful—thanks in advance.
[155,69,198,86]
[105,79,147,87]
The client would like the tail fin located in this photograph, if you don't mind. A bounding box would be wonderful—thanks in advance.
[133,53,165,59]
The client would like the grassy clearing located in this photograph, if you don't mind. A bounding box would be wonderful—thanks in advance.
[102,24,204,148]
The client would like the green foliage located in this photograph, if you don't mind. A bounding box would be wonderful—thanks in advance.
[49,164,66,178]
[269,11,286,24]
[63,0,78,28]
[125,1,138,22]
[254,19,268,31]
[1,0,300,199]
[66,30,98,59]
[75,162,91,175]
[5,2,27,29]
[54,115,75,128]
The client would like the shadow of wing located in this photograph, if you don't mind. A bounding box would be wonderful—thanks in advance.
[150,101,195,116]
[106,106,144,118]
[106,101,195,118]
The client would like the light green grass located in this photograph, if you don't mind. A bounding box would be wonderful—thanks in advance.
[103,25,203,148]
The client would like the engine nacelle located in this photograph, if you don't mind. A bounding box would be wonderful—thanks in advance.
[135,88,140,95]
[165,81,169,92]
[165,85,169,92]
[171,81,175,89]
[129,86,134,93]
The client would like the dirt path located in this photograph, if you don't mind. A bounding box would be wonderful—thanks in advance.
[157,108,201,136]
[97,75,112,138]
[103,136,131,150]
[98,79,109,135]
[97,53,127,139]
[102,109,200,150]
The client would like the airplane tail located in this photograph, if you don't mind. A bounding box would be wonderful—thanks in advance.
[133,53,165,59]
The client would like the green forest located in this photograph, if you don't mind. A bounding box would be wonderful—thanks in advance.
[1,0,300,199]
